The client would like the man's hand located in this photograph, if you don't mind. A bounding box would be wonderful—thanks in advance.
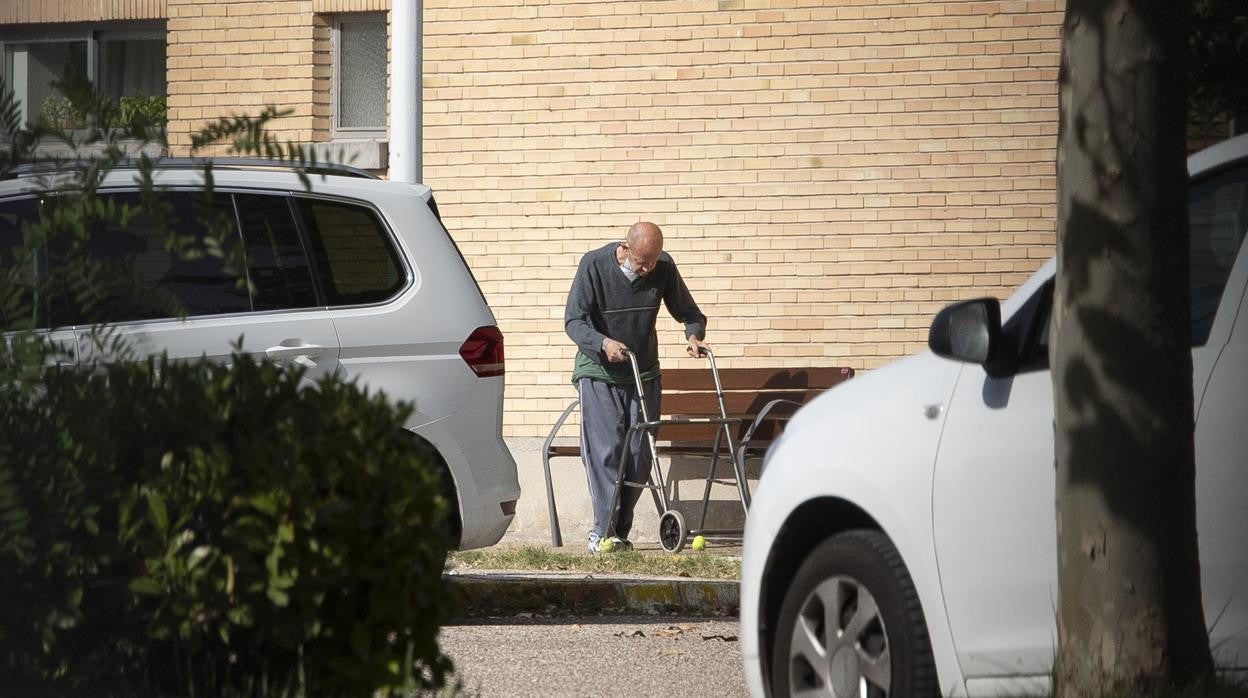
[602,337,630,363]
[687,337,708,358]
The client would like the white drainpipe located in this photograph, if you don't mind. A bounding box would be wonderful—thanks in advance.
[389,0,422,183]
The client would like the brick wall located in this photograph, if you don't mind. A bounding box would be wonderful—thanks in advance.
[0,0,166,24]
[165,0,385,152]
[165,0,315,151]
[3,0,1065,438]
[420,0,1062,437]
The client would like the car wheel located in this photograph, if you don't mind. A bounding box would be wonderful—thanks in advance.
[770,530,936,697]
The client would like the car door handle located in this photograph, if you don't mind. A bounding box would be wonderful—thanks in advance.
[265,342,325,367]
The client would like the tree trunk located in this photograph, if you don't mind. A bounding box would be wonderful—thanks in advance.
[1053,1,1214,696]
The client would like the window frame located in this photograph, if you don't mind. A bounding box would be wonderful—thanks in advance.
[330,12,388,140]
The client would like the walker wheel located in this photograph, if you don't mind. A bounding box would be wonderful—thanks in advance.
[659,510,687,553]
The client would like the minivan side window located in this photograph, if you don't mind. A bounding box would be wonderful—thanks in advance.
[296,198,405,306]
[235,194,319,311]
[1190,162,1248,346]
[0,197,42,329]
[6,192,331,326]
[56,191,250,324]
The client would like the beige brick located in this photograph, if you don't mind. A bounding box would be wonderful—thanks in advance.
[0,0,1067,435]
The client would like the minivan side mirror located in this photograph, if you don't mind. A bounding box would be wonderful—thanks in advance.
[928,298,1002,366]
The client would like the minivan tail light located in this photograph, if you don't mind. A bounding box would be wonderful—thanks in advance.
[459,326,505,377]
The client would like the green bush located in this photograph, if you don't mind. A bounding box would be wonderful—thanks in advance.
[118,93,167,129]
[34,93,165,132]
[36,94,87,130]
[0,343,454,696]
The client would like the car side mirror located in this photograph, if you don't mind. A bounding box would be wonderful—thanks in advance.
[928,298,1002,366]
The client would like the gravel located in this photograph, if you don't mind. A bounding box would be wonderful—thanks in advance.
[436,615,748,697]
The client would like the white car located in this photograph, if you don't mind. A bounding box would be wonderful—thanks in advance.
[741,134,1248,697]
[0,160,520,550]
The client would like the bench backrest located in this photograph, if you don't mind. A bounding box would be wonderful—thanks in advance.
[658,366,854,443]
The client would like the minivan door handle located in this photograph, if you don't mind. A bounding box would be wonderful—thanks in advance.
[265,341,325,368]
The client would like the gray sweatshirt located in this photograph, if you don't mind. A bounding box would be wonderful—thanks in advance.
[565,242,707,384]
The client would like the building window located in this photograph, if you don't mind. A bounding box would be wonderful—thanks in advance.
[3,39,88,128]
[333,14,386,137]
[98,35,166,103]
[1,24,166,129]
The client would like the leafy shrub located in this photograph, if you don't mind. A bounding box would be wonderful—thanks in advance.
[2,74,447,696]
[37,94,87,130]
[118,93,168,130]
[0,344,454,697]
[34,93,165,133]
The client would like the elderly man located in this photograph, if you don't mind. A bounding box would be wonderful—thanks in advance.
[564,221,708,553]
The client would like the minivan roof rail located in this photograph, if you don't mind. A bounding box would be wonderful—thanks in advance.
[2,157,381,180]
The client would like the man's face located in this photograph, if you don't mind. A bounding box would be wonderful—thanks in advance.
[622,241,661,277]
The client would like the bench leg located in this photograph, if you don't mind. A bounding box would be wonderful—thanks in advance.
[542,399,580,547]
[695,427,726,532]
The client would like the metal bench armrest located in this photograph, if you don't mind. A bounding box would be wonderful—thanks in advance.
[542,399,580,547]
[739,398,801,447]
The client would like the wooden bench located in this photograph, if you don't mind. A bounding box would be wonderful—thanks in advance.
[541,364,855,548]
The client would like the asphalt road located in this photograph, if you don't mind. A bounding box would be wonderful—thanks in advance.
[437,615,748,697]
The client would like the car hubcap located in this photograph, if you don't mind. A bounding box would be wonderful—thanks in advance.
[788,575,891,697]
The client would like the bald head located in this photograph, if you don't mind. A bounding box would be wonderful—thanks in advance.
[619,221,664,277]
[627,221,663,249]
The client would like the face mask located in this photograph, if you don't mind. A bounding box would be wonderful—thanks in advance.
[619,258,639,282]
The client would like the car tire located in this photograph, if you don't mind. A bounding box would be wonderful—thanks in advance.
[770,529,937,698]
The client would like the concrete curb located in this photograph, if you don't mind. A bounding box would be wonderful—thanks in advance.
[445,570,739,617]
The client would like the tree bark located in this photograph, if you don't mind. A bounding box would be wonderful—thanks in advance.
[1053,1,1214,696]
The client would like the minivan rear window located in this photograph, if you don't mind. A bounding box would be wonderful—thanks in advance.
[296,198,404,306]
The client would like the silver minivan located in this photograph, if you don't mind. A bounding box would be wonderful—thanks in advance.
[0,160,520,550]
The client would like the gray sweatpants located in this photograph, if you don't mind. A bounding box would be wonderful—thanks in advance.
[578,376,662,540]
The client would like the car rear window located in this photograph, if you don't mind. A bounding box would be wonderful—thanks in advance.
[296,197,405,306]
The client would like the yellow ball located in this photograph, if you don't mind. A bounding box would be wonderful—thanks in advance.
[596,537,615,553]
[691,535,706,551]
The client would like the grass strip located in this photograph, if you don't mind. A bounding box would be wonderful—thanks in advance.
[448,544,740,580]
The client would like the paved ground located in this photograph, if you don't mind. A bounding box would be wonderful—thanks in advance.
[437,615,747,697]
